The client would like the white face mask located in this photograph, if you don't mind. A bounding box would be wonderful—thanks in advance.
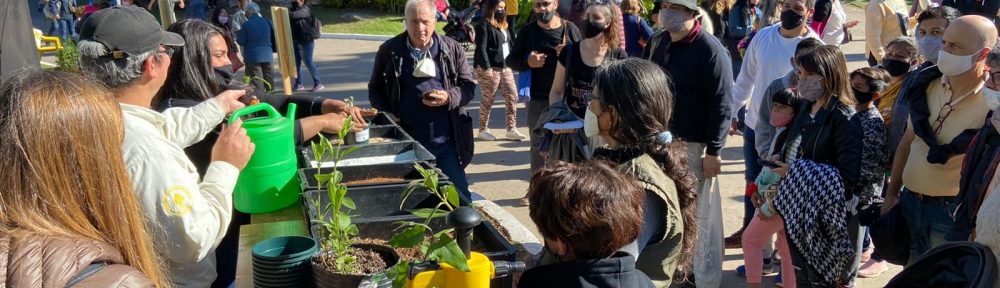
[984,87,1000,111]
[937,49,981,76]
[219,16,229,23]
[413,55,437,78]
[584,108,601,138]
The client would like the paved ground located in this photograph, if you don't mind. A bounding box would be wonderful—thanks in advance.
[32,4,902,287]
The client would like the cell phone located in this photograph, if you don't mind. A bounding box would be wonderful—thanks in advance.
[759,159,781,169]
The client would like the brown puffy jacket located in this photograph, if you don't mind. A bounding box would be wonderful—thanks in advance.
[0,234,154,287]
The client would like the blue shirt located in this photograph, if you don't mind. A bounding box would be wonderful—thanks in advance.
[623,14,653,58]
[398,40,453,146]
[236,15,273,64]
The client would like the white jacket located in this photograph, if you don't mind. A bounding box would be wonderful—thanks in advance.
[120,99,239,287]
[732,24,820,130]
[820,0,848,46]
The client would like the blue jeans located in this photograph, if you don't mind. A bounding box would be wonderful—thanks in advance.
[900,188,957,265]
[50,18,72,39]
[426,142,470,199]
[293,41,321,86]
[742,126,761,228]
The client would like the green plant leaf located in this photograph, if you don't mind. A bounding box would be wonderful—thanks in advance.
[342,196,356,210]
[444,185,460,208]
[400,180,425,210]
[338,115,353,141]
[341,145,361,159]
[335,213,351,230]
[388,224,427,248]
[387,261,410,288]
[427,230,469,272]
[346,224,359,236]
[408,208,447,220]
[424,170,439,193]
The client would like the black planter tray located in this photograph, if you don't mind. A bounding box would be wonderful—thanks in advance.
[301,141,436,169]
[304,126,415,147]
[364,112,398,127]
[298,162,448,191]
[301,184,515,287]
[356,215,516,288]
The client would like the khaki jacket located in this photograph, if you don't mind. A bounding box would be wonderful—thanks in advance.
[618,154,685,288]
[0,234,152,287]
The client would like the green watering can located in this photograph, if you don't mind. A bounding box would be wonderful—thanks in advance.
[228,103,299,214]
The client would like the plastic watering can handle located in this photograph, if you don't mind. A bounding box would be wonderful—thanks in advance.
[228,103,280,124]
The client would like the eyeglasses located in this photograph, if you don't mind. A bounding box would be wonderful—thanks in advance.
[931,102,956,135]
[159,46,175,57]
[534,1,553,8]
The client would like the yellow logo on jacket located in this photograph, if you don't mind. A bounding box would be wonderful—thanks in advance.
[162,185,193,216]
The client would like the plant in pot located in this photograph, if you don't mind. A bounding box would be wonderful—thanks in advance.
[308,115,399,288]
[382,164,471,287]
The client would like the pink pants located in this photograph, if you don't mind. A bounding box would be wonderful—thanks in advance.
[742,214,796,287]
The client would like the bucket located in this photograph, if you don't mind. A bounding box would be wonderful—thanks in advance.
[229,103,299,213]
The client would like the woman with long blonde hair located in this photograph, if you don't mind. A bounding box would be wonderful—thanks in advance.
[0,70,168,287]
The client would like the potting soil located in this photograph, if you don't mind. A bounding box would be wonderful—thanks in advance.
[314,247,388,276]
[311,151,419,168]
[343,177,406,186]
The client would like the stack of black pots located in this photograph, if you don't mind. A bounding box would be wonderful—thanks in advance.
[252,236,319,287]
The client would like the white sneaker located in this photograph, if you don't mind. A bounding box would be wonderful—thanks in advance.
[505,129,526,140]
[478,130,497,141]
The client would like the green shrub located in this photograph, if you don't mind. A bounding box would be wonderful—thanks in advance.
[56,41,80,73]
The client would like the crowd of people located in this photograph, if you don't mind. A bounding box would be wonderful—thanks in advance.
[5,0,1000,287]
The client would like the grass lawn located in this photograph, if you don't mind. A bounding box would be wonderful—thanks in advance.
[313,8,446,36]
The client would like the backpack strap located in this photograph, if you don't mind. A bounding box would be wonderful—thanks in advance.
[65,262,108,288]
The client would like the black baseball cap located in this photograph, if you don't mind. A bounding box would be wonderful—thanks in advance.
[79,6,185,58]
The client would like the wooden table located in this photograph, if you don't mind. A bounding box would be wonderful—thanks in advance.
[235,204,310,288]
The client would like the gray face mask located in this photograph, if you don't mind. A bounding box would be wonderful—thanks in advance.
[659,9,690,33]
[796,75,825,101]
[918,35,943,63]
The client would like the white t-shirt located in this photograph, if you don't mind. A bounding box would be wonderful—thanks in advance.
[502,30,510,59]
[820,0,849,46]
[733,24,820,130]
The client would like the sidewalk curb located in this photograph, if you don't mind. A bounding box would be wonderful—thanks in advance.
[320,33,393,42]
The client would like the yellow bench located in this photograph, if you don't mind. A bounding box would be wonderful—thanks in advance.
[34,28,62,55]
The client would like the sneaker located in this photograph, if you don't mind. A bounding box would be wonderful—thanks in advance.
[725,227,745,249]
[505,129,526,140]
[857,259,888,278]
[860,247,874,264]
[735,262,774,278]
[311,83,325,92]
[293,83,305,92]
[478,130,497,141]
[774,272,783,287]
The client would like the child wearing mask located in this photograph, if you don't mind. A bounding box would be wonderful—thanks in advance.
[741,88,802,288]
[848,67,892,279]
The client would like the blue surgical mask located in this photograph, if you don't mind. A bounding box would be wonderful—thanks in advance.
[918,35,943,63]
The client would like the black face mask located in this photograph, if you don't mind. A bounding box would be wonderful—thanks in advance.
[852,88,876,104]
[539,11,556,23]
[881,58,912,77]
[780,10,804,30]
[582,19,607,39]
[496,9,506,20]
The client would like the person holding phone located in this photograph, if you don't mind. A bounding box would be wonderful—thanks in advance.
[742,88,802,288]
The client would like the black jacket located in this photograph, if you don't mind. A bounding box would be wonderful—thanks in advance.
[783,96,863,198]
[645,27,734,156]
[506,21,582,102]
[517,252,656,288]
[947,115,1000,241]
[368,33,477,167]
[290,5,315,43]
[474,20,507,69]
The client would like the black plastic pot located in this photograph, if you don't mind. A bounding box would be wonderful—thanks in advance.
[312,244,398,288]
[301,141,436,169]
[252,236,319,287]
[298,161,447,191]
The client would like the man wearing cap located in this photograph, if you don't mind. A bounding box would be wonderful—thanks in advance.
[77,6,255,287]
[643,0,733,286]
